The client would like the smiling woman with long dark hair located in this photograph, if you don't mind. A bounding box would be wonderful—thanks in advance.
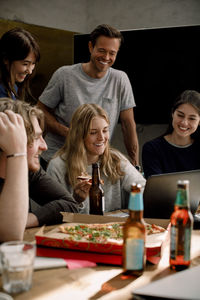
[0,27,40,102]
[142,90,200,178]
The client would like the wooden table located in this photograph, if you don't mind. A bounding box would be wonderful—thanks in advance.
[1,225,200,300]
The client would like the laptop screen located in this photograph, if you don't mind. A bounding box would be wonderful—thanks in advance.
[143,170,200,219]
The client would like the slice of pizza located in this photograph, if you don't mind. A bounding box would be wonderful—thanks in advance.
[77,172,104,185]
[77,172,92,183]
[145,223,166,235]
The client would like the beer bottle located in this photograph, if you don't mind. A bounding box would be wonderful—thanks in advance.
[123,183,146,276]
[89,163,104,215]
[170,180,193,271]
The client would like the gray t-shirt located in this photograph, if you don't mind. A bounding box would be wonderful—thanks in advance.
[46,151,146,214]
[39,63,136,162]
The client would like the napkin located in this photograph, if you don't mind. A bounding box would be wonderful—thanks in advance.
[34,256,67,270]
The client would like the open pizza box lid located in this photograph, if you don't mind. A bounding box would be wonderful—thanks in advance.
[35,212,170,265]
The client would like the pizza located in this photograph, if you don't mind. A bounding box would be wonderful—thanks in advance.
[77,175,92,182]
[59,222,123,244]
[145,222,166,235]
[59,222,165,244]
[77,172,104,184]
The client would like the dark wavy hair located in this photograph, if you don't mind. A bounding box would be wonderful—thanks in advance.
[0,27,40,101]
[89,24,124,47]
[164,90,200,140]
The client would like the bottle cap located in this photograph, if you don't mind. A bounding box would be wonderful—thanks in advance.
[177,179,189,185]
[131,183,142,192]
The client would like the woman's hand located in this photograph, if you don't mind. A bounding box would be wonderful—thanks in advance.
[73,180,92,203]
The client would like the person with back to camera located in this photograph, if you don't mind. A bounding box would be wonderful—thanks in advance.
[0,27,40,102]
[37,24,139,170]
[0,98,78,230]
[142,90,200,179]
[47,103,146,214]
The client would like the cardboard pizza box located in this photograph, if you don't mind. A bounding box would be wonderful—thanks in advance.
[35,212,170,265]
[62,211,128,224]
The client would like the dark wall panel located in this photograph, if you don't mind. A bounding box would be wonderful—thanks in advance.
[74,25,200,124]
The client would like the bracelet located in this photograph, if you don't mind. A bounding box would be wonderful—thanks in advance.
[7,152,27,158]
[135,165,141,172]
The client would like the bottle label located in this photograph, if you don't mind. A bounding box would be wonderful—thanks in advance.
[102,195,105,211]
[170,226,191,261]
[128,193,143,211]
[184,228,191,261]
[125,238,144,270]
[170,226,176,260]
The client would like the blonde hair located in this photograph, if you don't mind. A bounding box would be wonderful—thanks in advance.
[56,103,124,187]
[0,98,44,145]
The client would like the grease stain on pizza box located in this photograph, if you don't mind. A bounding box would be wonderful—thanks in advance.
[35,212,170,265]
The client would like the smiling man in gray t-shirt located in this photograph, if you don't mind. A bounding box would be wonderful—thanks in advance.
[38,24,139,168]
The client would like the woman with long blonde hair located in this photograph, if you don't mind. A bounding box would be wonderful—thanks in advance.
[47,103,145,213]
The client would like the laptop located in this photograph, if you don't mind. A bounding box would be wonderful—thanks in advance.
[143,169,200,219]
[133,265,200,300]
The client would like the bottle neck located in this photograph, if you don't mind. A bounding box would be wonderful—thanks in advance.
[175,189,189,208]
[129,210,143,220]
[128,192,143,211]
[92,165,100,186]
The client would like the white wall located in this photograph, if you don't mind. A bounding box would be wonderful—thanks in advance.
[86,0,200,32]
[0,0,199,164]
[0,0,199,33]
[0,0,87,32]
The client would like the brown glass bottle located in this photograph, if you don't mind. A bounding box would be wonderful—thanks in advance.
[89,163,104,215]
[170,180,193,271]
[123,183,146,276]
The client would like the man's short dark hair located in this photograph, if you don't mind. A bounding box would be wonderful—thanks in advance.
[89,24,124,47]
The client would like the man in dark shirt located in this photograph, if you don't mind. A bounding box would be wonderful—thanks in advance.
[0,98,78,228]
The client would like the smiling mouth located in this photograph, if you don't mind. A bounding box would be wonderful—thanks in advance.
[98,58,111,66]
[18,74,27,79]
[179,126,188,131]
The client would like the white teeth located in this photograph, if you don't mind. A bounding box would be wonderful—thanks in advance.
[99,61,107,65]
[179,126,188,131]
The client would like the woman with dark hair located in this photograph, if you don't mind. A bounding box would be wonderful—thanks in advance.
[142,90,200,178]
[47,103,145,214]
[0,27,40,102]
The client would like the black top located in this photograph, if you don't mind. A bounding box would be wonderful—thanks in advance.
[0,168,78,226]
[142,136,200,179]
